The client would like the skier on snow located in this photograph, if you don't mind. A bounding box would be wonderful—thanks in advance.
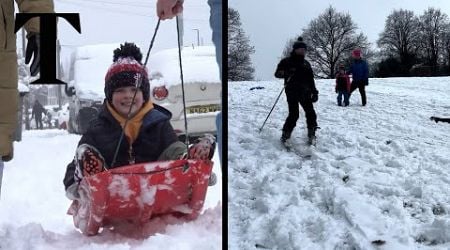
[63,42,216,200]
[274,37,319,144]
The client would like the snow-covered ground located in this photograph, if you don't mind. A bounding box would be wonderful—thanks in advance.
[229,77,450,249]
[0,130,222,250]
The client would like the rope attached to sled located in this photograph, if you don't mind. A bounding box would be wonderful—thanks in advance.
[175,15,191,161]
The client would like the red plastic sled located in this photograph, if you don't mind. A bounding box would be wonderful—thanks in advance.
[67,159,213,235]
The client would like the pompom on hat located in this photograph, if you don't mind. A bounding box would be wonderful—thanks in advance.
[104,42,150,103]
[293,36,307,50]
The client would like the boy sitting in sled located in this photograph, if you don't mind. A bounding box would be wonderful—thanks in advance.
[63,42,216,200]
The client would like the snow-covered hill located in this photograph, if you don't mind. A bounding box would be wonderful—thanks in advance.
[229,77,450,249]
[0,130,221,249]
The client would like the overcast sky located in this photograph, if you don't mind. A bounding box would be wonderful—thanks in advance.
[17,0,212,56]
[228,0,450,80]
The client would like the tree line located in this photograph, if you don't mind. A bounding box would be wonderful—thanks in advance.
[228,6,450,80]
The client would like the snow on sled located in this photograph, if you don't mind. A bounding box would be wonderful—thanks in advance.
[67,159,213,236]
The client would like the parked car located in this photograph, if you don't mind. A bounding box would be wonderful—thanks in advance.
[147,45,221,140]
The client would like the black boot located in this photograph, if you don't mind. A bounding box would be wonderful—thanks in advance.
[307,127,319,145]
[307,128,315,138]
[280,130,291,143]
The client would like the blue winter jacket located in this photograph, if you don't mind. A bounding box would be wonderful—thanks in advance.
[349,59,369,82]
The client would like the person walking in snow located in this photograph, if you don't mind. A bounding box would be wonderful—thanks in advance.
[274,37,319,143]
[63,43,216,200]
[335,64,351,106]
[348,48,369,106]
[31,100,45,130]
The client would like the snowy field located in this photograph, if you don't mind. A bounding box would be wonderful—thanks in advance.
[0,130,222,250]
[229,77,450,249]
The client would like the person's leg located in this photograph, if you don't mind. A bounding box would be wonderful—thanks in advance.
[349,81,358,95]
[208,0,222,75]
[282,96,300,139]
[344,91,350,106]
[208,0,222,163]
[215,112,222,162]
[359,85,366,106]
[299,100,318,130]
[337,91,342,106]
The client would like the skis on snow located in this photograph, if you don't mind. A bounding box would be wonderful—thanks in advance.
[281,140,313,159]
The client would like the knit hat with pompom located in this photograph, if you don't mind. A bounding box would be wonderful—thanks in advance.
[104,42,150,103]
[293,36,307,50]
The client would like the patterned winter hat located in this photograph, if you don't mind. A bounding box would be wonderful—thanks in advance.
[104,42,150,103]
[293,36,307,50]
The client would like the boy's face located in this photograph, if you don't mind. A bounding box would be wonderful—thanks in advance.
[111,86,144,117]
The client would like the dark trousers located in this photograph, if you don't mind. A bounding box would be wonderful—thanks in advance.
[282,94,317,135]
[350,81,366,106]
[337,91,349,106]
[35,116,43,129]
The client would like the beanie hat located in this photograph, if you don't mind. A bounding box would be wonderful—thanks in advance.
[104,42,150,103]
[293,36,307,50]
[352,48,362,58]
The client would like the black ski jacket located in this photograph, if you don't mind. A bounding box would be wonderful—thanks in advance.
[274,53,318,100]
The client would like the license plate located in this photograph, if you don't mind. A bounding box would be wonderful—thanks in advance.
[187,104,221,114]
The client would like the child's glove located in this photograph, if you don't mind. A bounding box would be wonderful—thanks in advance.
[74,144,106,183]
[188,134,216,160]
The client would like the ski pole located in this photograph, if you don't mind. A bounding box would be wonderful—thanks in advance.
[259,86,285,133]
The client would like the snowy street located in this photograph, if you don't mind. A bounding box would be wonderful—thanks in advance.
[229,77,450,249]
[0,130,222,250]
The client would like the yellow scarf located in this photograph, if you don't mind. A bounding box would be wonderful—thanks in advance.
[107,101,154,145]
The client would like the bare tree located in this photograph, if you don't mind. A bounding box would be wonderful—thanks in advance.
[377,9,420,69]
[228,7,255,81]
[442,24,450,73]
[418,8,449,72]
[298,6,370,78]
